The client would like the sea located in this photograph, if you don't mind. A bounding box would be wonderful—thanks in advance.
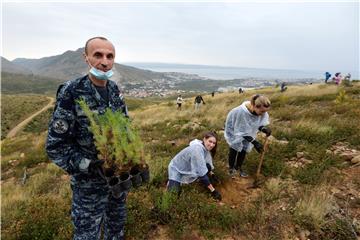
[127,63,358,81]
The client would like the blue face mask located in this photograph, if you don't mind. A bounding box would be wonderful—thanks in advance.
[89,67,114,81]
[86,57,114,81]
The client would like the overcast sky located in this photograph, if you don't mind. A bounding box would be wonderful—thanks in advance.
[1,1,359,74]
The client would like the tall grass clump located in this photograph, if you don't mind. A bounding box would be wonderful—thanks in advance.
[335,88,348,104]
[294,187,335,229]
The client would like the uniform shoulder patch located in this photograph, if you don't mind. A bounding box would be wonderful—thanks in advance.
[52,119,69,134]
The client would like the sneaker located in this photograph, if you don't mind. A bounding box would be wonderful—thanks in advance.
[229,168,236,178]
[239,171,248,178]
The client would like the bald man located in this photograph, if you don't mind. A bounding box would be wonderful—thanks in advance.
[46,37,128,240]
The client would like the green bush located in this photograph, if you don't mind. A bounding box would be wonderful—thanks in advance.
[24,108,53,133]
[3,196,72,240]
[294,155,340,185]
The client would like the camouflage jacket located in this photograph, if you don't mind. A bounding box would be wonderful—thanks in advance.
[46,75,128,179]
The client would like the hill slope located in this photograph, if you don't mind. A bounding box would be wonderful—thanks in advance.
[1,57,32,75]
[12,48,171,85]
[1,83,360,239]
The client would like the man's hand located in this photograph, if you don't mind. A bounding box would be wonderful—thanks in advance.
[252,140,264,153]
[211,189,222,201]
[259,126,272,136]
[88,159,105,175]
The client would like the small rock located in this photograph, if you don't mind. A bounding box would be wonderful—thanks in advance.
[334,149,342,155]
[277,140,289,145]
[299,231,307,240]
[331,188,341,194]
[20,153,25,158]
[351,155,360,164]
[340,152,354,161]
[326,150,333,155]
[339,186,347,191]
[296,152,304,158]
[334,193,346,200]
[341,162,350,167]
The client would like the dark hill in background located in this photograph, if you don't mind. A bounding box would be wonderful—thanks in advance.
[1,57,32,75]
[12,48,171,85]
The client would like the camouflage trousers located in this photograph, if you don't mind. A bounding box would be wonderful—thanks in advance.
[71,181,127,240]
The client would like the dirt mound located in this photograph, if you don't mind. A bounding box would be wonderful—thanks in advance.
[217,176,262,208]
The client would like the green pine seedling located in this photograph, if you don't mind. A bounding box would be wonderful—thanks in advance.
[77,99,144,173]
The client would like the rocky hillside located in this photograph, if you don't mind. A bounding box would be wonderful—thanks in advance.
[1,82,360,239]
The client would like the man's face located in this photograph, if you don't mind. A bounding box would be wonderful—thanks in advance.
[84,39,115,72]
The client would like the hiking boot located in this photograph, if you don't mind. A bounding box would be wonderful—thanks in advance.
[239,171,248,178]
[229,168,236,178]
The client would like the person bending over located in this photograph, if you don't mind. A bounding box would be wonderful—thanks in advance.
[167,131,222,201]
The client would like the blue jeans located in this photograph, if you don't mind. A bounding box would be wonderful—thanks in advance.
[167,180,181,193]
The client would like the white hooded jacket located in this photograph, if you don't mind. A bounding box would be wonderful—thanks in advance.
[168,139,214,184]
[224,101,269,152]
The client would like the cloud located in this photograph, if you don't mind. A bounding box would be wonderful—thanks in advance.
[2,1,359,74]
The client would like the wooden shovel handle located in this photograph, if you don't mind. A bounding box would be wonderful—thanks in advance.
[256,137,269,176]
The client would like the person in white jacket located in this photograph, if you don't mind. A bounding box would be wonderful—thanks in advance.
[176,95,184,110]
[167,131,222,200]
[224,94,272,178]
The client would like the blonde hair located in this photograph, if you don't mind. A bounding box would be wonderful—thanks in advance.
[250,94,271,108]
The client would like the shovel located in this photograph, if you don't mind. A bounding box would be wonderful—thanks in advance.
[252,136,269,188]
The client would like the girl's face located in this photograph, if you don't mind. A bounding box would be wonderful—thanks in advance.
[253,104,270,115]
[203,136,217,151]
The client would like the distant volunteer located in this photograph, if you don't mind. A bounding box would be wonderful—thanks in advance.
[176,95,184,110]
[224,94,271,177]
[167,131,222,201]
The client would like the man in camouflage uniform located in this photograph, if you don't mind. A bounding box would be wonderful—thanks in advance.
[46,37,128,240]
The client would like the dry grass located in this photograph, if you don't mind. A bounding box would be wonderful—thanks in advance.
[1,94,49,138]
[132,83,342,129]
[2,82,359,239]
[295,118,335,135]
[265,177,283,196]
[275,83,339,98]
[294,186,335,228]
[132,89,256,127]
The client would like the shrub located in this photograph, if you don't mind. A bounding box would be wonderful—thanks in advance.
[294,187,335,229]
[294,155,339,185]
[24,108,53,133]
[3,195,72,240]
[335,88,348,104]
